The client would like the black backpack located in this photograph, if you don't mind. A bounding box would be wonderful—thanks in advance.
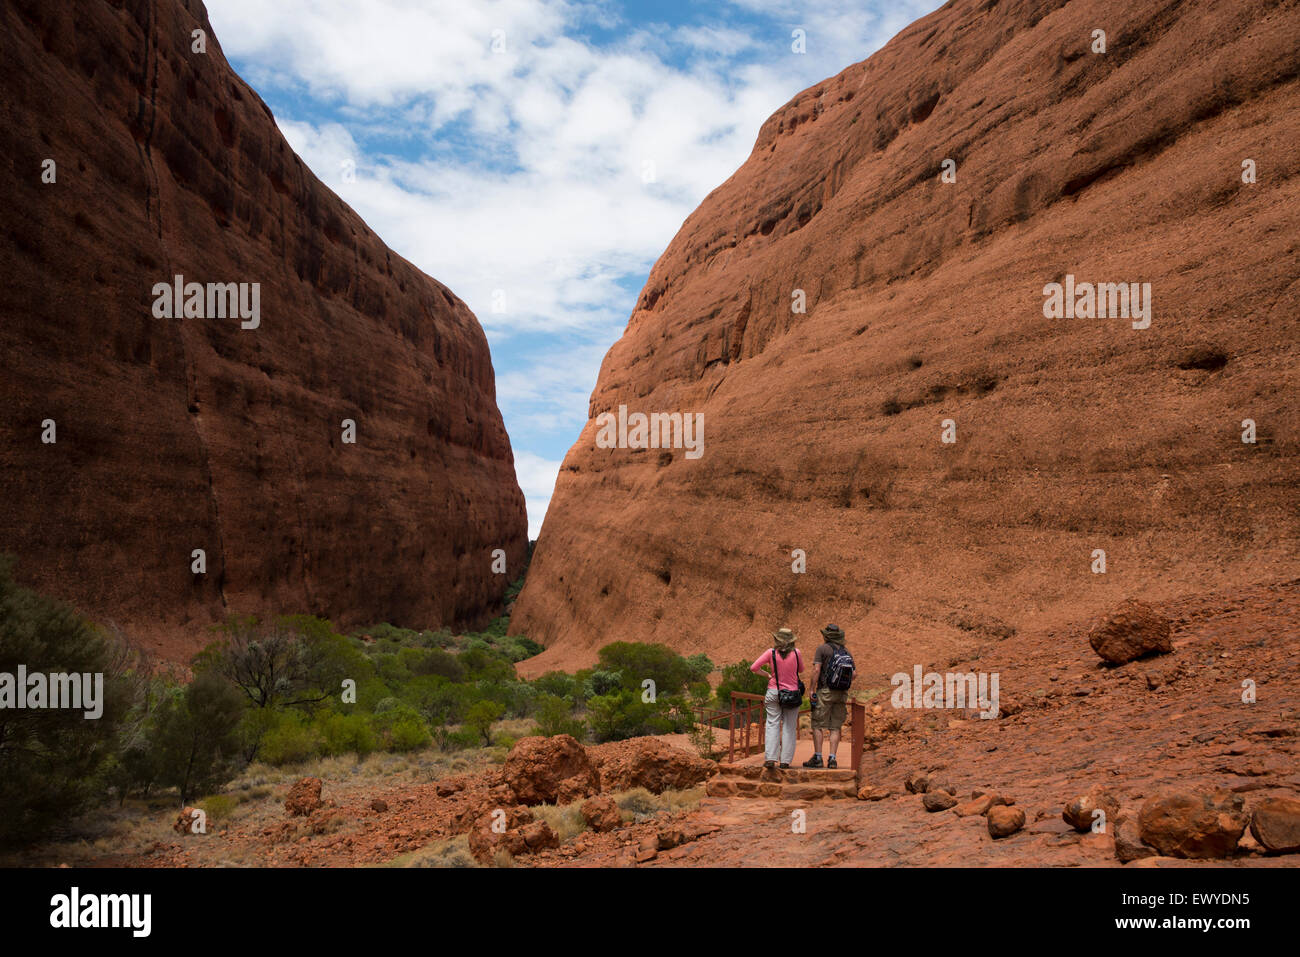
[824,645,855,691]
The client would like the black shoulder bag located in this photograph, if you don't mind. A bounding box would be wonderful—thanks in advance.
[774,648,805,710]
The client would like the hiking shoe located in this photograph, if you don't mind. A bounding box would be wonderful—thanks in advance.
[827,755,838,769]
[779,763,790,770]
[764,760,776,769]
[802,755,824,768]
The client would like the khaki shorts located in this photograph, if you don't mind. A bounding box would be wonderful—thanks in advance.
[811,688,848,730]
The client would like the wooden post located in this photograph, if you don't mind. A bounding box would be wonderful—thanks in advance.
[851,703,865,787]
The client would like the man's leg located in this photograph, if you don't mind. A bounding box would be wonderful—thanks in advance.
[828,728,841,759]
[812,727,824,757]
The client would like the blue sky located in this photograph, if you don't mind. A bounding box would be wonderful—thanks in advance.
[205,0,941,536]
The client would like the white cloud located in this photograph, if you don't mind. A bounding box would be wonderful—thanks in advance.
[513,450,563,538]
[206,0,942,534]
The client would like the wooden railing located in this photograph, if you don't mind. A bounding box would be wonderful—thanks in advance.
[692,692,866,771]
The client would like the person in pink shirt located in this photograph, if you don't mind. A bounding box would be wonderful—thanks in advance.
[750,627,805,769]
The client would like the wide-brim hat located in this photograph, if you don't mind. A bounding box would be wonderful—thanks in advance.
[772,627,797,651]
[821,624,845,643]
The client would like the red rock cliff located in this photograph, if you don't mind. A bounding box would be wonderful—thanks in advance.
[0,0,528,658]
[512,0,1300,676]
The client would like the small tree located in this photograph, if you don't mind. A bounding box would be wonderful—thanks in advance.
[0,557,128,844]
[150,670,247,803]
[465,700,505,746]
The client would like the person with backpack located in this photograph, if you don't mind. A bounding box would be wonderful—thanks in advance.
[803,623,855,769]
[750,627,805,769]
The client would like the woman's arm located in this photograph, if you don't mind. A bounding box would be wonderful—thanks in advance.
[750,650,771,675]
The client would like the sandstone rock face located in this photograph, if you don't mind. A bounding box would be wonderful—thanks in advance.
[501,735,601,806]
[1089,600,1174,664]
[511,0,1300,675]
[588,738,716,794]
[284,777,324,817]
[1248,796,1300,854]
[1138,791,1249,859]
[0,0,527,659]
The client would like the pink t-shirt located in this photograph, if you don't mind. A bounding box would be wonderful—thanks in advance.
[751,648,803,691]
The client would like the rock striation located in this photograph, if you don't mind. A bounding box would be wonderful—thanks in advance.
[0,0,528,658]
[513,0,1300,675]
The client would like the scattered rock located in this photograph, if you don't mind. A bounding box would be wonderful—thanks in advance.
[857,785,893,801]
[501,735,601,806]
[987,805,1026,838]
[1248,796,1300,854]
[467,806,557,861]
[1089,599,1174,664]
[955,793,1011,817]
[1138,790,1249,859]
[580,795,623,833]
[285,778,324,817]
[656,823,718,850]
[369,799,389,813]
[1113,807,1156,863]
[173,807,203,835]
[435,781,463,798]
[905,771,930,794]
[1063,787,1119,833]
[588,738,715,794]
[922,790,957,812]
[636,835,659,862]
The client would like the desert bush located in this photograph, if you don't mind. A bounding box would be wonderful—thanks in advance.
[464,700,504,746]
[147,670,248,801]
[0,557,129,844]
[585,690,682,743]
[257,710,325,766]
[316,711,378,757]
[533,693,586,739]
[194,614,366,711]
[714,660,768,706]
[393,834,477,868]
[197,794,239,821]
[532,802,587,842]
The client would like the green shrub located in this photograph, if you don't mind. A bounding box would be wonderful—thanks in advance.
[531,671,580,701]
[585,690,677,743]
[533,693,586,739]
[316,711,378,757]
[465,700,504,747]
[715,660,768,706]
[0,557,129,844]
[197,794,239,820]
[147,670,248,801]
[385,714,431,752]
[258,711,324,766]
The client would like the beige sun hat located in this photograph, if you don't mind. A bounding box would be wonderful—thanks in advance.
[771,627,797,651]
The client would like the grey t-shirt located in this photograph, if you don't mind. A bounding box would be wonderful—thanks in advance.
[813,642,838,688]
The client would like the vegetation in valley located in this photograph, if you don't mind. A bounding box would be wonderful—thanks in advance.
[0,554,756,845]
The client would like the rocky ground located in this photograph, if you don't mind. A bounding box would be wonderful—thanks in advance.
[16,580,1298,868]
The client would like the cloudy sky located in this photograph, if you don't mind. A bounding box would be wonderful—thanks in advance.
[205,0,941,537]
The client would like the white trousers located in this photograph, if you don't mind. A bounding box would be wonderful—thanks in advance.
[764,689,797,764]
